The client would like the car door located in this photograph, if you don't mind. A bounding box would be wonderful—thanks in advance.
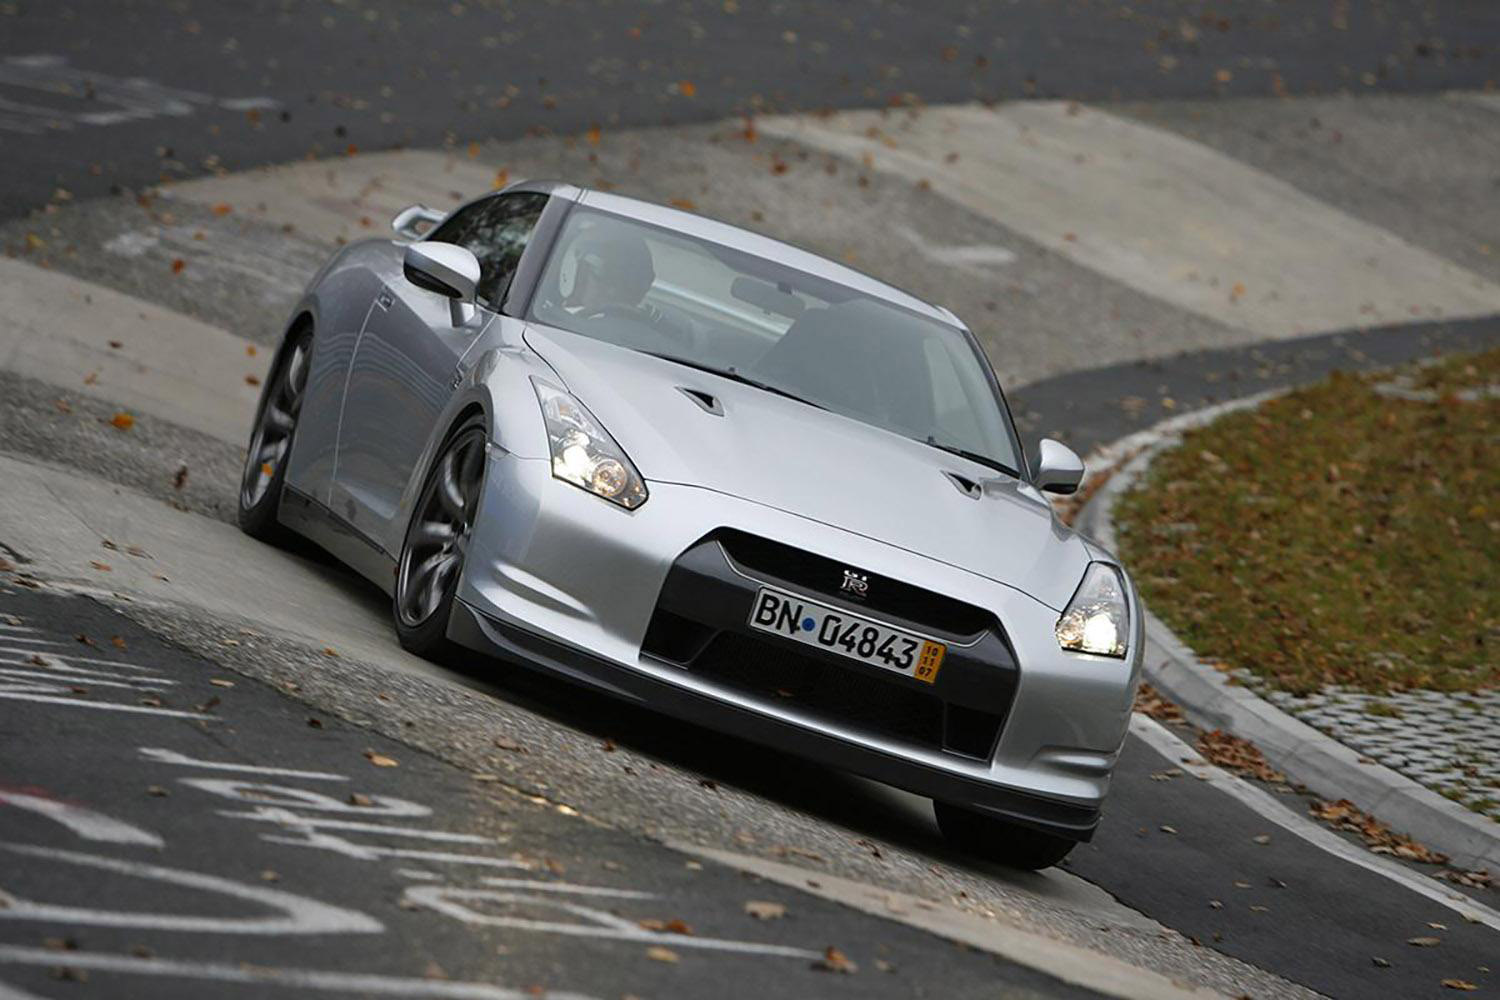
[333,190,550,549]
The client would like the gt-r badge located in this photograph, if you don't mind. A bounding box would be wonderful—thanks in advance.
[840,569,869,598]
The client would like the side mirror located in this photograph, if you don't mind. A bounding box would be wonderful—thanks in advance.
[1031,438,1085,495]
[391,204,445,240]
[404,242,481,326]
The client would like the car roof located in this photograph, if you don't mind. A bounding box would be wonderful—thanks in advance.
[563,187,959,327]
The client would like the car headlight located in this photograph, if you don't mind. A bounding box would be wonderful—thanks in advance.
[532,380,648,509]
[1055,562,1129,658]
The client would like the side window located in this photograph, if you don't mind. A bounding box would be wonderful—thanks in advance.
[428,192,549,309]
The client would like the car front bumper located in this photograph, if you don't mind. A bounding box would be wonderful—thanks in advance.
[451,448,1142,841]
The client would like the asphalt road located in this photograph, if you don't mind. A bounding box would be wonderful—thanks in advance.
[3,0,1500,219]
[4,3,1500,999]
[0,587,1104,1000]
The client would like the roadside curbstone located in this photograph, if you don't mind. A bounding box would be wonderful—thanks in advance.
[1078,398,1500,873]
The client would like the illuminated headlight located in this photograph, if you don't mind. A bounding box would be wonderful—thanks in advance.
[1055,562,1129,658]
[533,380,647,509]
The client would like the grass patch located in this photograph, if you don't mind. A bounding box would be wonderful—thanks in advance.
[1115,348,1500,696]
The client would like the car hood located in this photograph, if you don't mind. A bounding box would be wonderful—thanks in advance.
[524,324,1091,611]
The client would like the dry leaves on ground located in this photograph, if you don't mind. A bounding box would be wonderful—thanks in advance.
[109,412,135,431]
[1311,799,1449,865]
[645,946,679,963]
[363,750,399,768]
[1135,681,1184,723]
[815,946,857,974]
[744,900,785,920]
[1197,729,1285,783]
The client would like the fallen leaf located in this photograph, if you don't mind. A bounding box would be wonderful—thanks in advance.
[1252,834,1271,845]
[1372,956,1390,968]
[744,900,785,920]
[172,465,189,490]
[146,785,168,797]
[815,946,857,974]
[364,751,399,768]
[1160,825,1178,835]
[111,636,127,649]
[1441,980,1477,991]
[212,202,233,216]
[678,79,697,97]
[110,412,135,431]
[210,678,234,688]
[171,258,185,274]
[260,869,279,882]
[322,646,338,657]
[1407,936,1441,947]
[348,793,374,807]
[1198,730,1284,782]
[669,197,698,212]
[245,374,261,386]
[107,340,123,349]
[493,736,525,752]
[645,946,679,963]
[307,717,323,729]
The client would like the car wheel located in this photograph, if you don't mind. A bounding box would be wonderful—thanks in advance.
[932,801,1077,871]
[394,416,487,658]
[238,322,312,543]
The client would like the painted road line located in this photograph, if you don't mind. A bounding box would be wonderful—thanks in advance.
[0,257,267,444]
[0,843,383,934]
[1128,714,1500,933]
[0,791,163,847]
[163,150,503,247]
[760,102,1500,339]
[0,946,599,1000]
[140,746,347,781]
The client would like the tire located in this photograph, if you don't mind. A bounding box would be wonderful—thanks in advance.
[933,800,1077,871]
[238,322,313,544]
[393,415,488,660]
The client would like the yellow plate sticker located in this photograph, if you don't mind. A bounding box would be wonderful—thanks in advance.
[914,641,946,684]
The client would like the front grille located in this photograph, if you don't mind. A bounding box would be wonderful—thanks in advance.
[714,529,995,637]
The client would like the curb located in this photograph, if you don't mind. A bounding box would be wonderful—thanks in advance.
[1076,397,1500,874]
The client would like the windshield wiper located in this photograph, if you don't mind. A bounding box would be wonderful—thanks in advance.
[645,353,826,411]
[922,436,1019,478]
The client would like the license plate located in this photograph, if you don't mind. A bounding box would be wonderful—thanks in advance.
[747,586,946,684]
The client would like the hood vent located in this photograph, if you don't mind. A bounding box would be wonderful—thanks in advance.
[677,386,723,416]
[943,470,982,499]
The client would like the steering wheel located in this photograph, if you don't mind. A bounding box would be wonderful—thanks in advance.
[580,302,696,350]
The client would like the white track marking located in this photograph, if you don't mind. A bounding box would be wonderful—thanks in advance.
[0,659,175,685]
[762,102,1500,338]
[0,947,597,1000]
[0,649,163,673]
[0,54,278,130]
[405,885,822,959]
[1129,714,1500,933]
[479,878,653,898]
[182,780,429,818]
[219,806,493,844]
[0,692,213,719]
[139,747,346,781]
[0,792,163,847]
[0,844,381,935]
[0,257,268,444]
[0,668,168,691]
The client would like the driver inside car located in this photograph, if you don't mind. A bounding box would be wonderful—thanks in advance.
[562,227,693,346]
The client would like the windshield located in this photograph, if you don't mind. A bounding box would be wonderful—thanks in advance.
[528,206,1022,475]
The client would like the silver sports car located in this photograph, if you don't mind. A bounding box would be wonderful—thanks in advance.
[239,180,1143,869]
